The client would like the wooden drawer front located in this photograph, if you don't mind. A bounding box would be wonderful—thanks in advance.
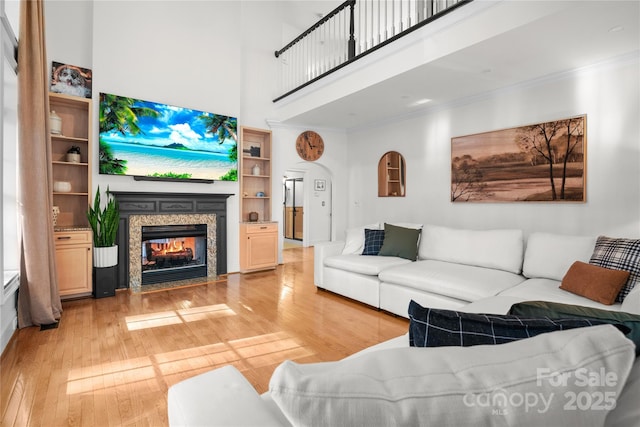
[55,230,92,245]
[244,223,277,234]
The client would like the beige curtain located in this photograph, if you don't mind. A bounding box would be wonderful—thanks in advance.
[17,0,62,328]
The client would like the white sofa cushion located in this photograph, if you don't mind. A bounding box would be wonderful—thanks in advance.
[605,356,640,426]
[314,241,345,287]
[523,232,596,280]
[269,325,635,427]
[323,267,382,308]
[621,283,640,315]
[341,223,380,254]
[419,224,524,274]
[379,282,470,317]
[499,278,624,311]
[324,254,411,276]
[168,365,288,427]
[461,296,527,314]
[379,260,525,302]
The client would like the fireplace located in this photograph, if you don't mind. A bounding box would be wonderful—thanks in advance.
[128,213,217,292]
[111,192,233,292]
[142,224,208,285]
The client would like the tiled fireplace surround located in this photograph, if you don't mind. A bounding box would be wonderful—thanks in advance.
[111,192,233,292]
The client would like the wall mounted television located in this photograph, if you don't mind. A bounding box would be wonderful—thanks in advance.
[99,92,237,182]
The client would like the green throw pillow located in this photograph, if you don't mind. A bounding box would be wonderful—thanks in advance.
[509,300,640,356]
[377,223,421,261]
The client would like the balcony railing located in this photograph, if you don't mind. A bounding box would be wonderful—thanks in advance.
[274,0,472,102]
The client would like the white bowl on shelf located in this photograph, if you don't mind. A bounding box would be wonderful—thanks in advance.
[53,181,72,193]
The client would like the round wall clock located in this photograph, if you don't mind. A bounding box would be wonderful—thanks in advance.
[296,130,324,161]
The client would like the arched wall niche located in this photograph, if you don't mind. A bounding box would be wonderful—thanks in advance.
[378,151,406,197]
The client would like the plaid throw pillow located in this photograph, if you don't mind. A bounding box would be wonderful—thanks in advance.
[362,229,385,255]
[589,236,640,303]
[408,300,628,347]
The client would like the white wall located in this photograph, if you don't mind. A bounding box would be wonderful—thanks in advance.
[44,0,640,274]
[45,0,93,70]
[45,1,295,273]
[270,125,348,259]
[91,1,243,272]
[346,55,640,239]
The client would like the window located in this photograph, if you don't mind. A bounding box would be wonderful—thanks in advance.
[2,3,20,300]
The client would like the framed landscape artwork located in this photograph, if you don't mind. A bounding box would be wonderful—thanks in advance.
[451,115,586,203]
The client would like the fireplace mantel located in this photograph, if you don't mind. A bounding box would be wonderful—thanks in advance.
[111,192,233,289]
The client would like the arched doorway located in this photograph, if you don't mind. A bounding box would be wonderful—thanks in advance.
[282,164,332,249]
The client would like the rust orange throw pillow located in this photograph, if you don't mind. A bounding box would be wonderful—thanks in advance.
[560,261,630,305]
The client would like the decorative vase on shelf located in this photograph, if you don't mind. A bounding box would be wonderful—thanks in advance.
[66,153,80,163]
[66,145,81,163]
[50,110,62,135]
[252,164,261,175]
[52,206,60,226]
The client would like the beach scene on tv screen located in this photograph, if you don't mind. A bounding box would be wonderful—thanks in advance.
[99,93,238,181]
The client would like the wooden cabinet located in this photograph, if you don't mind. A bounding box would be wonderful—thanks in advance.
[378,151,406,197]
[50,93,93,298]
[239,223,278,272]
[54,230,92,298]
[239,126,278,272]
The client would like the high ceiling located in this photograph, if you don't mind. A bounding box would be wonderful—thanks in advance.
[276,0,640,130]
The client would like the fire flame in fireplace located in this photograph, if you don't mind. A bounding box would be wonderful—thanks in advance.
[144,237,196,267]
[153,239,187,255]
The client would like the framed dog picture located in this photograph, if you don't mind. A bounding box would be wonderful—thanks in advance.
[50,62,92,98]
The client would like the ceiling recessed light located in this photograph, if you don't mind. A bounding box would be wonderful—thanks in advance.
[410,98,431,107]
[609,25,624,33]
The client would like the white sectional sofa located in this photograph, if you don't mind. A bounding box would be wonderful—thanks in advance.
[315,223,640,316]
[169,322,640,427]
[168,223,640,426]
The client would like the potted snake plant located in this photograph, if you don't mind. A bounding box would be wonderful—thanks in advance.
[87,186,120,267]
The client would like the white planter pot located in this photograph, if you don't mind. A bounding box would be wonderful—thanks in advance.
[94,245,118,268]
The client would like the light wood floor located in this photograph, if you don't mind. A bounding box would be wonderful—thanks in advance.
[1,247,408,426]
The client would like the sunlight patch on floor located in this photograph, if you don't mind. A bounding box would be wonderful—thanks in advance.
[228,332,314,369]
[125,304,237,331]
[64,331,316,395]
[125,311,183,330]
